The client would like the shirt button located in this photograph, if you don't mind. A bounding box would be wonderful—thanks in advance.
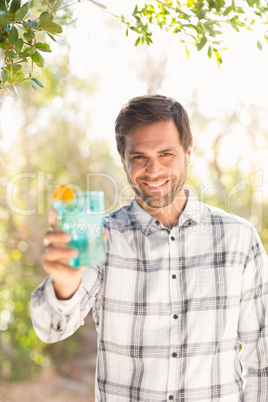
[172,352,177,358]
[171,274,176,279]
[155,220,160,225]
[170,236,175,241]
[168,396,174,400]
[173,314,178,319]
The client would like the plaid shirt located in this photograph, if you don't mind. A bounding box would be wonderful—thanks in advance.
[31,189,268,401]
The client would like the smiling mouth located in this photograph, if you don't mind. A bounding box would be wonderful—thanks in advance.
[143,180,169,189]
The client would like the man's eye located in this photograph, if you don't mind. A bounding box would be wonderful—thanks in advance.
[133,155,144,160]
[162,153,171,157]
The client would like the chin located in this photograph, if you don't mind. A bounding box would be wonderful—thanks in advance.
[143,196,173,209]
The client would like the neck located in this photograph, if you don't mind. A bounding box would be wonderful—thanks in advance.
[136,188,188,229]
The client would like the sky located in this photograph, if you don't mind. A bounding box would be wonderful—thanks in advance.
[0,0,267,199]
[62,0,268,202]
[1,1,268,146]
[64,0,268,149]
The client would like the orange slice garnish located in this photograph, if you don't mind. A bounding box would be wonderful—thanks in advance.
[53,185,75,201]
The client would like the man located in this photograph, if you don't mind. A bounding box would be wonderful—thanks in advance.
[31,94,268,401]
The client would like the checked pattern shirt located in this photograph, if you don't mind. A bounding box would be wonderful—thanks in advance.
[31,189,268,401]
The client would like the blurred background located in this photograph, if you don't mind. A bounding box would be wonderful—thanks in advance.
[0,0,268,400]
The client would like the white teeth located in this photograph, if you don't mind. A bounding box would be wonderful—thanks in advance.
[147,180,167,187]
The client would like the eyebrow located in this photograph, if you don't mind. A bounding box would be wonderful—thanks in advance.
[128,148,176,155]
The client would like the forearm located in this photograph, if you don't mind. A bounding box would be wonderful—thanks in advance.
[30,268,102,343]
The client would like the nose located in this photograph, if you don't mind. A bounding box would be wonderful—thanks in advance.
[145,157,162,177]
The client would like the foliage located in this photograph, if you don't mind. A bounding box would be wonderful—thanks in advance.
[0,0,106,92]
[120,0,268,66]
[2,0,268,93]
[0,0,64,92]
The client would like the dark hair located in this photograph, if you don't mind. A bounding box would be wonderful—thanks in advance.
[115,94,193,158]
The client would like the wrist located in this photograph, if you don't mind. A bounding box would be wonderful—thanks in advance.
[53,280,81,300]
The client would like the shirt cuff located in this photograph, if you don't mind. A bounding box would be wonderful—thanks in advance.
[44,276,84,314]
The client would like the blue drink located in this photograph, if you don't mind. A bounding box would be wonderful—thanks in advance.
[53,191,106,268]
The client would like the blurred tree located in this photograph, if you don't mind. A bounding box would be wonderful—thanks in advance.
[189,102,268,250]
[136,50,168,95]
[0,48,127,381]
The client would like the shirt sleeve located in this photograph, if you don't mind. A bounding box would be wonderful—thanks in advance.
[238,228,268,400]
[30,265,103,343]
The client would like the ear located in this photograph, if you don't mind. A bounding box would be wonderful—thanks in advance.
[186,142,194,166]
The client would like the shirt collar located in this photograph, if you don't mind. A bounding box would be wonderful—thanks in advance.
[129,188,211,235]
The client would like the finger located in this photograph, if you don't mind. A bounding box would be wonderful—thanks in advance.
[42,246,78,262]
[43,260,86,277]
[103,228,109,241]
[43,231,72,247]
[48,209,57,228]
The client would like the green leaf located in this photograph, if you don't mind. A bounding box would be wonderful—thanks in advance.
[197,36,207,51]
[207,45,212,58]
[47,32,57,42]
[8,26,18,45]
[223,5,232,15]
[257,40,262,50]
[38,20,62,34]
[9,0,21,13]
[229,19,239,32]
[31,80,37,90]
[27,29,35,38]
[14,38,23,52]
[31,77,44,88]
[2,69,9,84]
[246,0,255,6]
[185,45,190,59]
[213,48,222,65]
[0,43,9,50]
[24,32,34,43]
[19,49,30,58]
[26,46,36,54]
[13,72,24,83]
[187,0,195,7]
[5,50,17,58]
[135,36,140,46]
[0,13,11,25]
[11,64,22,71]
[30,51,44,68]
[35,42,51,52]
[38,11,53,24]
[30,51,39,63]
[14,3,29,22]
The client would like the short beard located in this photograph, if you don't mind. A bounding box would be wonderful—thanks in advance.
[128,156,188,209]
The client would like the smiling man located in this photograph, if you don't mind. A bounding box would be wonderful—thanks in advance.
[121,120,192,226]
[31,95,268,401]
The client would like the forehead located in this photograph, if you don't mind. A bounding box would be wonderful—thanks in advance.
[124,121,181,153]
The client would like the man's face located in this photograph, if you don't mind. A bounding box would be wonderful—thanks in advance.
[122,120,193,210]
